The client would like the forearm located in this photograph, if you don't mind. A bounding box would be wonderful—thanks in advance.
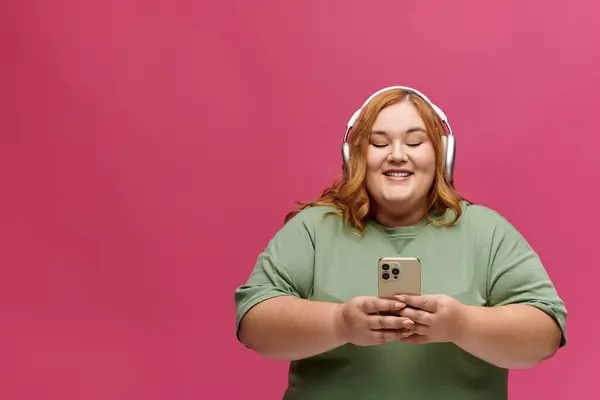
[455,304,562,369]
[238,296,347,361]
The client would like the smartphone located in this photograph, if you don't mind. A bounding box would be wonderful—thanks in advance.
[377,257,422,300]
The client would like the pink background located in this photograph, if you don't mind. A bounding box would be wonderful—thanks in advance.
[1,0,596,399]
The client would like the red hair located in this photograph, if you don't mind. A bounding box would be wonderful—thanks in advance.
[285,88,464,233]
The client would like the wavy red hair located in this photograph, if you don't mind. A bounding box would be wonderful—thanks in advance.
[285,88,464,233]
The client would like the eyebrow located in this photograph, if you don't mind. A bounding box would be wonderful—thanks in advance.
[371,127,428,135]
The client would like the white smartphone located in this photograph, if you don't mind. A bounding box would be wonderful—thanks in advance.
[377,257,422,300]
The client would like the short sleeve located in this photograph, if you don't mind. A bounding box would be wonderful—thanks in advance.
[234,210,316,341]
[486,212,568,347]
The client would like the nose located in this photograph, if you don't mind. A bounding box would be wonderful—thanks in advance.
[387,142,408,163]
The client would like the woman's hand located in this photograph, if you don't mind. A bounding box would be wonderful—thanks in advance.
[395,294,468,344]
[334,296,415,346]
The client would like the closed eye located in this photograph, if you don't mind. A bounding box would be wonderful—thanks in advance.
[407,143,422,147]
[371,143,388,148]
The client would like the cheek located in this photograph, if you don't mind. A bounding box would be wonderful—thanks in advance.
[366,148,383,172]
[417,146,437,174]
[367,146,377,170]
[365,150,382,190]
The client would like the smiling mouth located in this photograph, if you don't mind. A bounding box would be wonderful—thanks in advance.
[384,171,413,177]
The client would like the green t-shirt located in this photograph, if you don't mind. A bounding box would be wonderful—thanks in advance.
[234,201,567,399]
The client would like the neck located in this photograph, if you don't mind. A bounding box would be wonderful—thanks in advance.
[371,202,428,228]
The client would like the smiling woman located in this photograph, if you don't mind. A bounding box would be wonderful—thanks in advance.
[286,88,464,231]
[234,86,567,400]
[366,99,443,227]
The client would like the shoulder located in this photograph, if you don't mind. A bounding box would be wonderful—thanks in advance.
[457,202,528,243]
[285,205,343,230]
[261,206,346,257]
[454,201,511,227]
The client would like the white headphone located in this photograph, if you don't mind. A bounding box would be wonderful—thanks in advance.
[342,86,456,182]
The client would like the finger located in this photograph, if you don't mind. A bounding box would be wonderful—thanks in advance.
[397,307,432,325]
[393,319,427,336]
[397,330,416,339]
[395,295,438,312]
[361,297,405,314]
[410,323,428,336]
[366,315,415,330]
[371,329,406,344]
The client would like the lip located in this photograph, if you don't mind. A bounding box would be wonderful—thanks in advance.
[383,168,413,174]
[383,168,413,182]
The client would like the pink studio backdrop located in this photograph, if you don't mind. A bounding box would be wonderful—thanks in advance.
[1,1,597,399]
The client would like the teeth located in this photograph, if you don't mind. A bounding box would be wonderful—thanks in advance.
[386,172,410,177]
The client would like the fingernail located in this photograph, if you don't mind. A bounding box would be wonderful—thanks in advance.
[395,302,405,309]
[403,319,414,326]
[395,295,406,302]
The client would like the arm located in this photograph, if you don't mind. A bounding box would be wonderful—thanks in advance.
[235,208,342,361]
[239,296,347,361]
[456,303,562,369]
[399,208,567,368]
[235,208,412,362]
[467,208,567,368]
[240,294,410,361]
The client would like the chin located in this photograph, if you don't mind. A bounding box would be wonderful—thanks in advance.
[382,193,414,204]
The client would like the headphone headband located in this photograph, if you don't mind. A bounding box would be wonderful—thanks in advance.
[346,86,448,128]
[342,85,455,182]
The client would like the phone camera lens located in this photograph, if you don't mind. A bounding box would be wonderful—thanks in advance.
[382,264,390,270]
[392,268,400,275]
[382,273,390,280]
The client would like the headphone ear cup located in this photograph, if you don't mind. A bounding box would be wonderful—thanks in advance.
[342,143,350,169]
[443,134,456,182]
[440,135,451,182]
[441,135,448,166]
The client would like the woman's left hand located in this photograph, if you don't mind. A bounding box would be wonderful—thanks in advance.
[395,294,468,344]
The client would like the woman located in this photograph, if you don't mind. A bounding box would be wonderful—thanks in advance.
[234,86,567,399]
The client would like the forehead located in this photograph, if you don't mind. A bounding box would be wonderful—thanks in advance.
[371,101,425,133]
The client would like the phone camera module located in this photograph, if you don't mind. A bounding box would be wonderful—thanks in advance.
[382,272,390,280]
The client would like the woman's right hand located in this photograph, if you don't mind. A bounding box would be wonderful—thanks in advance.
[334,296,415,346]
